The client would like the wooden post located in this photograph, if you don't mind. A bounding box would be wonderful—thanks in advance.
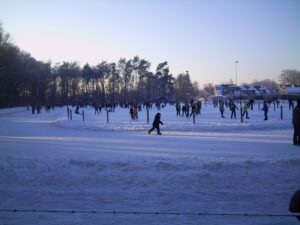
[240,107,243,122]
[280,106,283,120]
[82,110,85,122]
[258,101,260,111]
[107,110,109,123]
[67,107,70,119]
[147,109,149,124]
[273,102,276,111]
[240,93,243,123]
[70,109,72,120]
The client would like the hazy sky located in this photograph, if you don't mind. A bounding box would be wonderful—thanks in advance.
[0,0,299,86]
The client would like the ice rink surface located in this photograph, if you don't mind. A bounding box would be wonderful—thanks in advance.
[0,103,300,225]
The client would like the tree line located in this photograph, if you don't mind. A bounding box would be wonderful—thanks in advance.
[1,23,299,108]
[0,24,199,108]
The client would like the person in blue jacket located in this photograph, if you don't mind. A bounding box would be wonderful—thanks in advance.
[148,113,163,135]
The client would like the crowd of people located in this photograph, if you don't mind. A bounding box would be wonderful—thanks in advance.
[27,97,300,143]
[175,99,202,118]
[173,97,272,121]
[213,97,270,120]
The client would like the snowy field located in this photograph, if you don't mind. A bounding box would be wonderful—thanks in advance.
[0,102,300,225]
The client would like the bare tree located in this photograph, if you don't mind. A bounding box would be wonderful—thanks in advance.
[0,23,207,107]
[95,61,109,104]
[174,72,194,102]
[248,79,279,94]
[203,82,215,96]
[279,69,300,86]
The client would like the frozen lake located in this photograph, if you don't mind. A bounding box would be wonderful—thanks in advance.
[0,103,300,225]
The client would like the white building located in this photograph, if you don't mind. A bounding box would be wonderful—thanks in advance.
[279,85,300,96]
[214,84,270,99]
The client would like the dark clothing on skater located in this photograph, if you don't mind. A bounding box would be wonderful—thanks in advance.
[176,103,181,116]
[219,101,225,118]
[185,104,190,117]
[249,97,254,110]
[32,104,36,114]
[75,105,80,114]
[181,105,186,117]
[289,98,294,110]
[230,102,238,119]
[262,101,269,120]
[242,103,250,119]
[130,107,134,119]
[289,189,300,221]
[149,113,163,135]
[197,101,202,114]
[190,104,197,117]
[292,100,300,145]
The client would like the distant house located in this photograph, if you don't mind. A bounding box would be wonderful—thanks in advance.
[214,84,270,99]
[279,85,300,97]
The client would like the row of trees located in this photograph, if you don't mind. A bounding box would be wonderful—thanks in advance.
[1,23,299,108]
[0,24,199,108]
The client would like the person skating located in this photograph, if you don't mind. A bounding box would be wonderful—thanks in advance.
[249,97,254,110]
[219,100,225,118]
[292,99,300,145]
[262,100,269,120]
[190,103,198,117]
[181,105,186,117]
[129,106,134,119]
[133,106,138,120]
[197,100,202,114]
[289,98,294,110]
[230,101,238,119]
[289,189,300,221]
[175,102,181,116]
[75,105,80,114]
[242,103,250,119]
[185,103,190,118]
[148,113,163,135]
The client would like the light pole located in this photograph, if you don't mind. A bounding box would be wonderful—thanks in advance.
[235,60,243,122]
[186,71,189,102]
[235,60,238,85]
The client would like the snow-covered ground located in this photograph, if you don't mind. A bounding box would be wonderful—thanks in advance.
[0,102,300,225]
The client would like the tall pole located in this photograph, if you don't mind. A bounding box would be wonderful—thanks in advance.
[66,64,69,109]
[235,61,238,86]
[235,60,243,122]
[184,70,189,103]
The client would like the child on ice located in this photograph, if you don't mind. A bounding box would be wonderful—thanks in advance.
[148,113,163,135]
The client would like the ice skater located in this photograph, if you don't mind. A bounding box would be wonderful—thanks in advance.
[219,100,225,118]
[293,99,300,145]
[148,113,163,135]
[229,101,238,119]
[242,102,250,119]
[262,100,269,120]
[289,189,300,221]
[175,102,181,116]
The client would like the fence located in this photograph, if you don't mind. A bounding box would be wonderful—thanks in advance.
[0,209,299,218]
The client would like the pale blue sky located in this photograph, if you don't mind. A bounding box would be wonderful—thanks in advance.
[0,0,299,86]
